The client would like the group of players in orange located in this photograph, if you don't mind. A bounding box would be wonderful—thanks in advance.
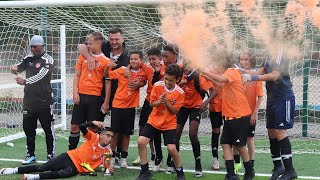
[0,28,297,180]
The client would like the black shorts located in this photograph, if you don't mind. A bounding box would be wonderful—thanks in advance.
[111,108,135,135]
[266,99,295,129]
[210,111,223,129]
[220,116,250,146]
[71,94,103,125]
[140,123,176,145]
[177,107,201,125]
[139,99,152,127]
[248,125,256,137]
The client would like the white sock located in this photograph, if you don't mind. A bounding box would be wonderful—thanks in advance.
[25,174,40,180]
[0,167,18,174]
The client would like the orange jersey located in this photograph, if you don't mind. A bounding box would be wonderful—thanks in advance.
[209,81,222,112]
[159,63,166,80]
[141,63,155,102]
[109,67,147,108]
[67,130,112,173]
[180,74,212,108]
[221,68,251,118]
[243,80,263,112]
[148,81,184,130]
[76,53,111,96]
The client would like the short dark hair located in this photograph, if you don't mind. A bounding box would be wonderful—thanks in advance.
[163,44,179,55]
[130,50,143,60]
[87,31,104,42]
[100,127,113,134]
[147,48,162,57]
[239,52,256,68]
[224,53,235,69]
[109,27,123,35]
[165,64,181,79]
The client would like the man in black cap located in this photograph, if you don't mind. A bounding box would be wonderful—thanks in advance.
[11,35,56,165]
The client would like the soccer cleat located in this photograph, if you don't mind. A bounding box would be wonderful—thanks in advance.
[47,154,55,161]
[22,174,40,180]
[148,160,155,169]
[153,158,162,172]
[278,170,298,180]
[243,172,255,180]
[224,174,240,180]
[212,157,220,170]
[115,155,120,165]
[194,170,203,178]
[22,154,36,165]
[136,170,153,180]
[234,162,242,174]
[80,162,95,173]
[177,173,186,180]
[269,166,285,180]
[120,158,128,168]
[165,166,176,174]
[133,156,141,166]
[0,168,17,175]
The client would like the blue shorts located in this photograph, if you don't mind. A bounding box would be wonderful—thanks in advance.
[266,99,295,129]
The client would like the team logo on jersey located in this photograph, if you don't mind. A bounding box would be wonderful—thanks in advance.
[96,63,101,67]
[35,63,41,68]
[169,99,176,105]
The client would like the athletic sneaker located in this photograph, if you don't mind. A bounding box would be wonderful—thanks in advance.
[115,155,120,165]
[177,173,186,180]
[153,158,162,172]
[0,168,17,175]
[47,154,54,161]
[243,172,255,180]
[22,154,36,165]
[212,157,220,170]
[194,170,203,178]
[234,162,242,174]
[120,158,128,168]
[225,174,240,180]
[278,170,298,180]
[269,166,285,180]
[148,160,155,169]
[165,166,176,174]
[133,156,141,166]
[136,170,153,180]
[111,158,116,166]
[22,174,40,180]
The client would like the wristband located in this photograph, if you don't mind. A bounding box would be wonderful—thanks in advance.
[251,75,259,81]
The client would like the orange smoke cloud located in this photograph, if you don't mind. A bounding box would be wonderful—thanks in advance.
[299,0,319,8]
[311,8,320,27]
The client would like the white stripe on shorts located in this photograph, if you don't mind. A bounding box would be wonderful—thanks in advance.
[286,100,290,123]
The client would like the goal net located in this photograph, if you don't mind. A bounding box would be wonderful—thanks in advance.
[0,0,319,154]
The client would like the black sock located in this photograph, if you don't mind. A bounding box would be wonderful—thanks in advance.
[270,138,282,169]
[151,153,156,161]
[225,160,236,176]
[68,132,80,150]
[211,133,220,158]
[121,151,128,159]
[251,160,255,169]
[141,163,149,173]
[191,140,201,170]
[234,154,241,163]
[112,151,116,158]
[243,161,253,174]
[279,137,294,171]
[167,155,172,166]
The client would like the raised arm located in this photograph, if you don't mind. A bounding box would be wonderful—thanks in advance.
[78,43,96,70]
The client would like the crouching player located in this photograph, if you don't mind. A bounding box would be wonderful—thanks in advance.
[136,64,186,180]
[0,121,114,179]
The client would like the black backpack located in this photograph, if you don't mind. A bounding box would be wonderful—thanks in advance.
[185,70,209,99]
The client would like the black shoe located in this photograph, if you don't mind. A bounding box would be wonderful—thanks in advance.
[225,174,240,180]
[136,170,152,180]
[269,166,285,180]
[243,172,255,180]
[278,170,298,180]
[177,173,186,180]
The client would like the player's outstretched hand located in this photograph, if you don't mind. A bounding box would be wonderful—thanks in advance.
[241,74,252,83]
[87,56,97,70]
[11,65,18,74]
[92,121,107,129]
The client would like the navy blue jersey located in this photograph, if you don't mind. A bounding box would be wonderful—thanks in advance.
[17,53,54,108]
[263,51,295,104]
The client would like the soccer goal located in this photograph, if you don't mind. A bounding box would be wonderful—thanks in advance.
[0,0,319,155]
